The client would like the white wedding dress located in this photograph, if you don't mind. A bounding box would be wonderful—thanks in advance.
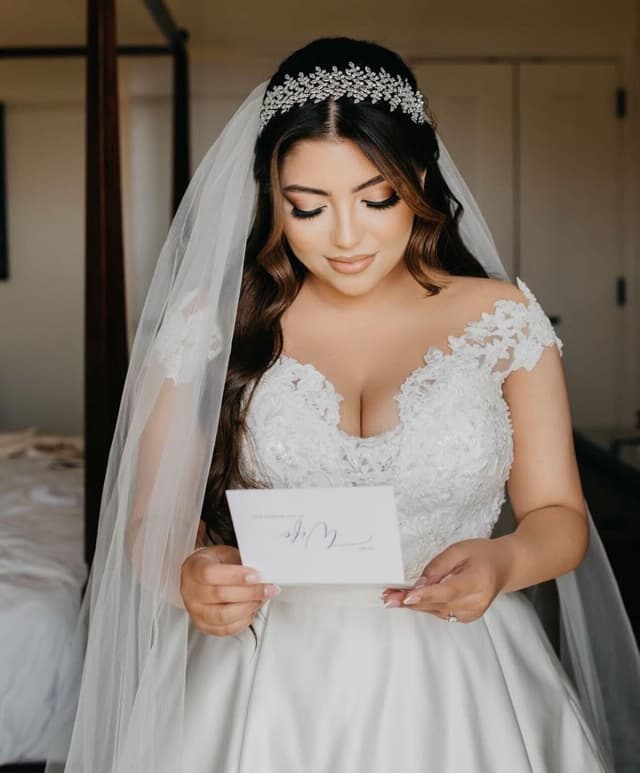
[179,277,612,772]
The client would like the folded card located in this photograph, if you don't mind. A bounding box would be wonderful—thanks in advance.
[226,485,411,587]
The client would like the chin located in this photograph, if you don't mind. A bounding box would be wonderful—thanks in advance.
[327,276,381,296]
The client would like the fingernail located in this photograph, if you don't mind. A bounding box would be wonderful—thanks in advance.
[244,572,263,584]
[383,599,401,608]
[413,577,428,588]
[264,584,281,598]
[403,594,420,605]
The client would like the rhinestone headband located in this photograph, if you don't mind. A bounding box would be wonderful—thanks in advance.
[259,61,426,134]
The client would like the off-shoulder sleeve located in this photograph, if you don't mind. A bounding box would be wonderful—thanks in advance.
[489,277,564,385]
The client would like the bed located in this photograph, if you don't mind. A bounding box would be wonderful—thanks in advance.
[0,432,85,764]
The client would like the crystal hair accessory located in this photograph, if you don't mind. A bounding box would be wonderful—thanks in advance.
[258,61,427,133]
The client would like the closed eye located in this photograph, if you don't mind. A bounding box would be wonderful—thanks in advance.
[291,192,400,220]
[366,192,400,210]
[291,205,324,220]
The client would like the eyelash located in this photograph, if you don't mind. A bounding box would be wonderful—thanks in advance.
[291,192,400,220]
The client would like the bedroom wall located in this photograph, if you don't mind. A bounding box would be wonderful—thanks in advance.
[0,0,638,433]
[0,59,85,435]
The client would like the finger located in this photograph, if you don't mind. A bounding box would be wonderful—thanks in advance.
[214,545,242,565]
[381,578,427,605]
[382,580,474,608]
[436,604,479,623]
[399,586,455,608]
[187,554,262,587]
[381,590,407,608]
[203,583,281,605]
[405,574,480,607]
[422,544,469,584]
[405,585,483,610]
[189,544,241,566]
[196,599,264,629]
[417,597,486,622]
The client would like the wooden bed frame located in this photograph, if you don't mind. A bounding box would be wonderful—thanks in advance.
[0,1,190,769]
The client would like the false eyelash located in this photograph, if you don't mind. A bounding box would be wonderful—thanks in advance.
[291,192,401,220]
[291,206,324,219]
[366,192,400,210]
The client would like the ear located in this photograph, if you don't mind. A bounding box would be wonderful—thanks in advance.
[419,168,427,188]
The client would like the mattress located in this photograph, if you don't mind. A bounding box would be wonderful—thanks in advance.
[0,457,86,764]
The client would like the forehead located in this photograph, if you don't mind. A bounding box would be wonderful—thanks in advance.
[280,138,381,183]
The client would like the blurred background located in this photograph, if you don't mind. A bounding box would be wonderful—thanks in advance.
[0,1,638,769]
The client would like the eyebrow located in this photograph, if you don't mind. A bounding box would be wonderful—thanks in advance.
[282,174,385,196]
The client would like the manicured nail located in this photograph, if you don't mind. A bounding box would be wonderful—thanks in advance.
[403,594,420,605]
[244,572,263,584]
[264,584,281,598]
[413,577,428,587]
[383,599,401,608]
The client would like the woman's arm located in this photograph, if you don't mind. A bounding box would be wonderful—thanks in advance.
[383,327,588,617]
[496,337,589,591]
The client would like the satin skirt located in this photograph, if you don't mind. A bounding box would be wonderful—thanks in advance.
[180,587,611,772]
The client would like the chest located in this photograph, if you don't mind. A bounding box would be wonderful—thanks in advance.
[277,346,445,439]
[277,281,467,440]
[242,351,515,497]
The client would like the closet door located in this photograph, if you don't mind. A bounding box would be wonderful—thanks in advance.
[412,63,515,275]
[519,63,620,428]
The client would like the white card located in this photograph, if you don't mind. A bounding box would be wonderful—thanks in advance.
[226,485,411,587]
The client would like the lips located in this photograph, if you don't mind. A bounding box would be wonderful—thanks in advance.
[328,253,374,264]
[326,253,375,274]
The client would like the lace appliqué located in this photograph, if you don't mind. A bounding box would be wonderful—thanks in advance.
[463,277,564,383]
[241,276,563,582]
[150,289,224,385]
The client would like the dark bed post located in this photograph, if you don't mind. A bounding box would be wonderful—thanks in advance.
[84,0,128,566]
[172,29,191,215]
[143,1,191,212]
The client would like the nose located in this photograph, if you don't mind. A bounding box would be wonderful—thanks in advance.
[331,202,363,251]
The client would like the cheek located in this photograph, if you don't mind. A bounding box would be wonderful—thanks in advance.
[282,219,316,255]
[281,215,328,266]
[373,206,414,249]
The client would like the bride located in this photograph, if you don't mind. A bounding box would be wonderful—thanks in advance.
[51,36,639,773]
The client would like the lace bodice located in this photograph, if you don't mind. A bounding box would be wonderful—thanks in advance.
[239,278,563,582]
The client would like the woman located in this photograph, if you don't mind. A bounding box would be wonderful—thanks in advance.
[52,36,639,773]
[174,36,605,771]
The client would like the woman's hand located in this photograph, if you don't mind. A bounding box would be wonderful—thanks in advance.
[381,537,514,623]
[180,545,281,637]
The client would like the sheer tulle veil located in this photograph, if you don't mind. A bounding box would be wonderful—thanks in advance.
[45,65,639,773]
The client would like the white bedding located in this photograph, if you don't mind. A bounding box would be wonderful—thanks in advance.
[0,457,86,764]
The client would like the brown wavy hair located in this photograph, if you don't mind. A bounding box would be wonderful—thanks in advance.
[201,36,493,546]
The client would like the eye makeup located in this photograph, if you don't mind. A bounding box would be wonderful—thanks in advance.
[290,192,400,220]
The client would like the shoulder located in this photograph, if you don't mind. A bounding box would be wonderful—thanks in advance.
[446,274,534,323]
[447,274,564,379]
